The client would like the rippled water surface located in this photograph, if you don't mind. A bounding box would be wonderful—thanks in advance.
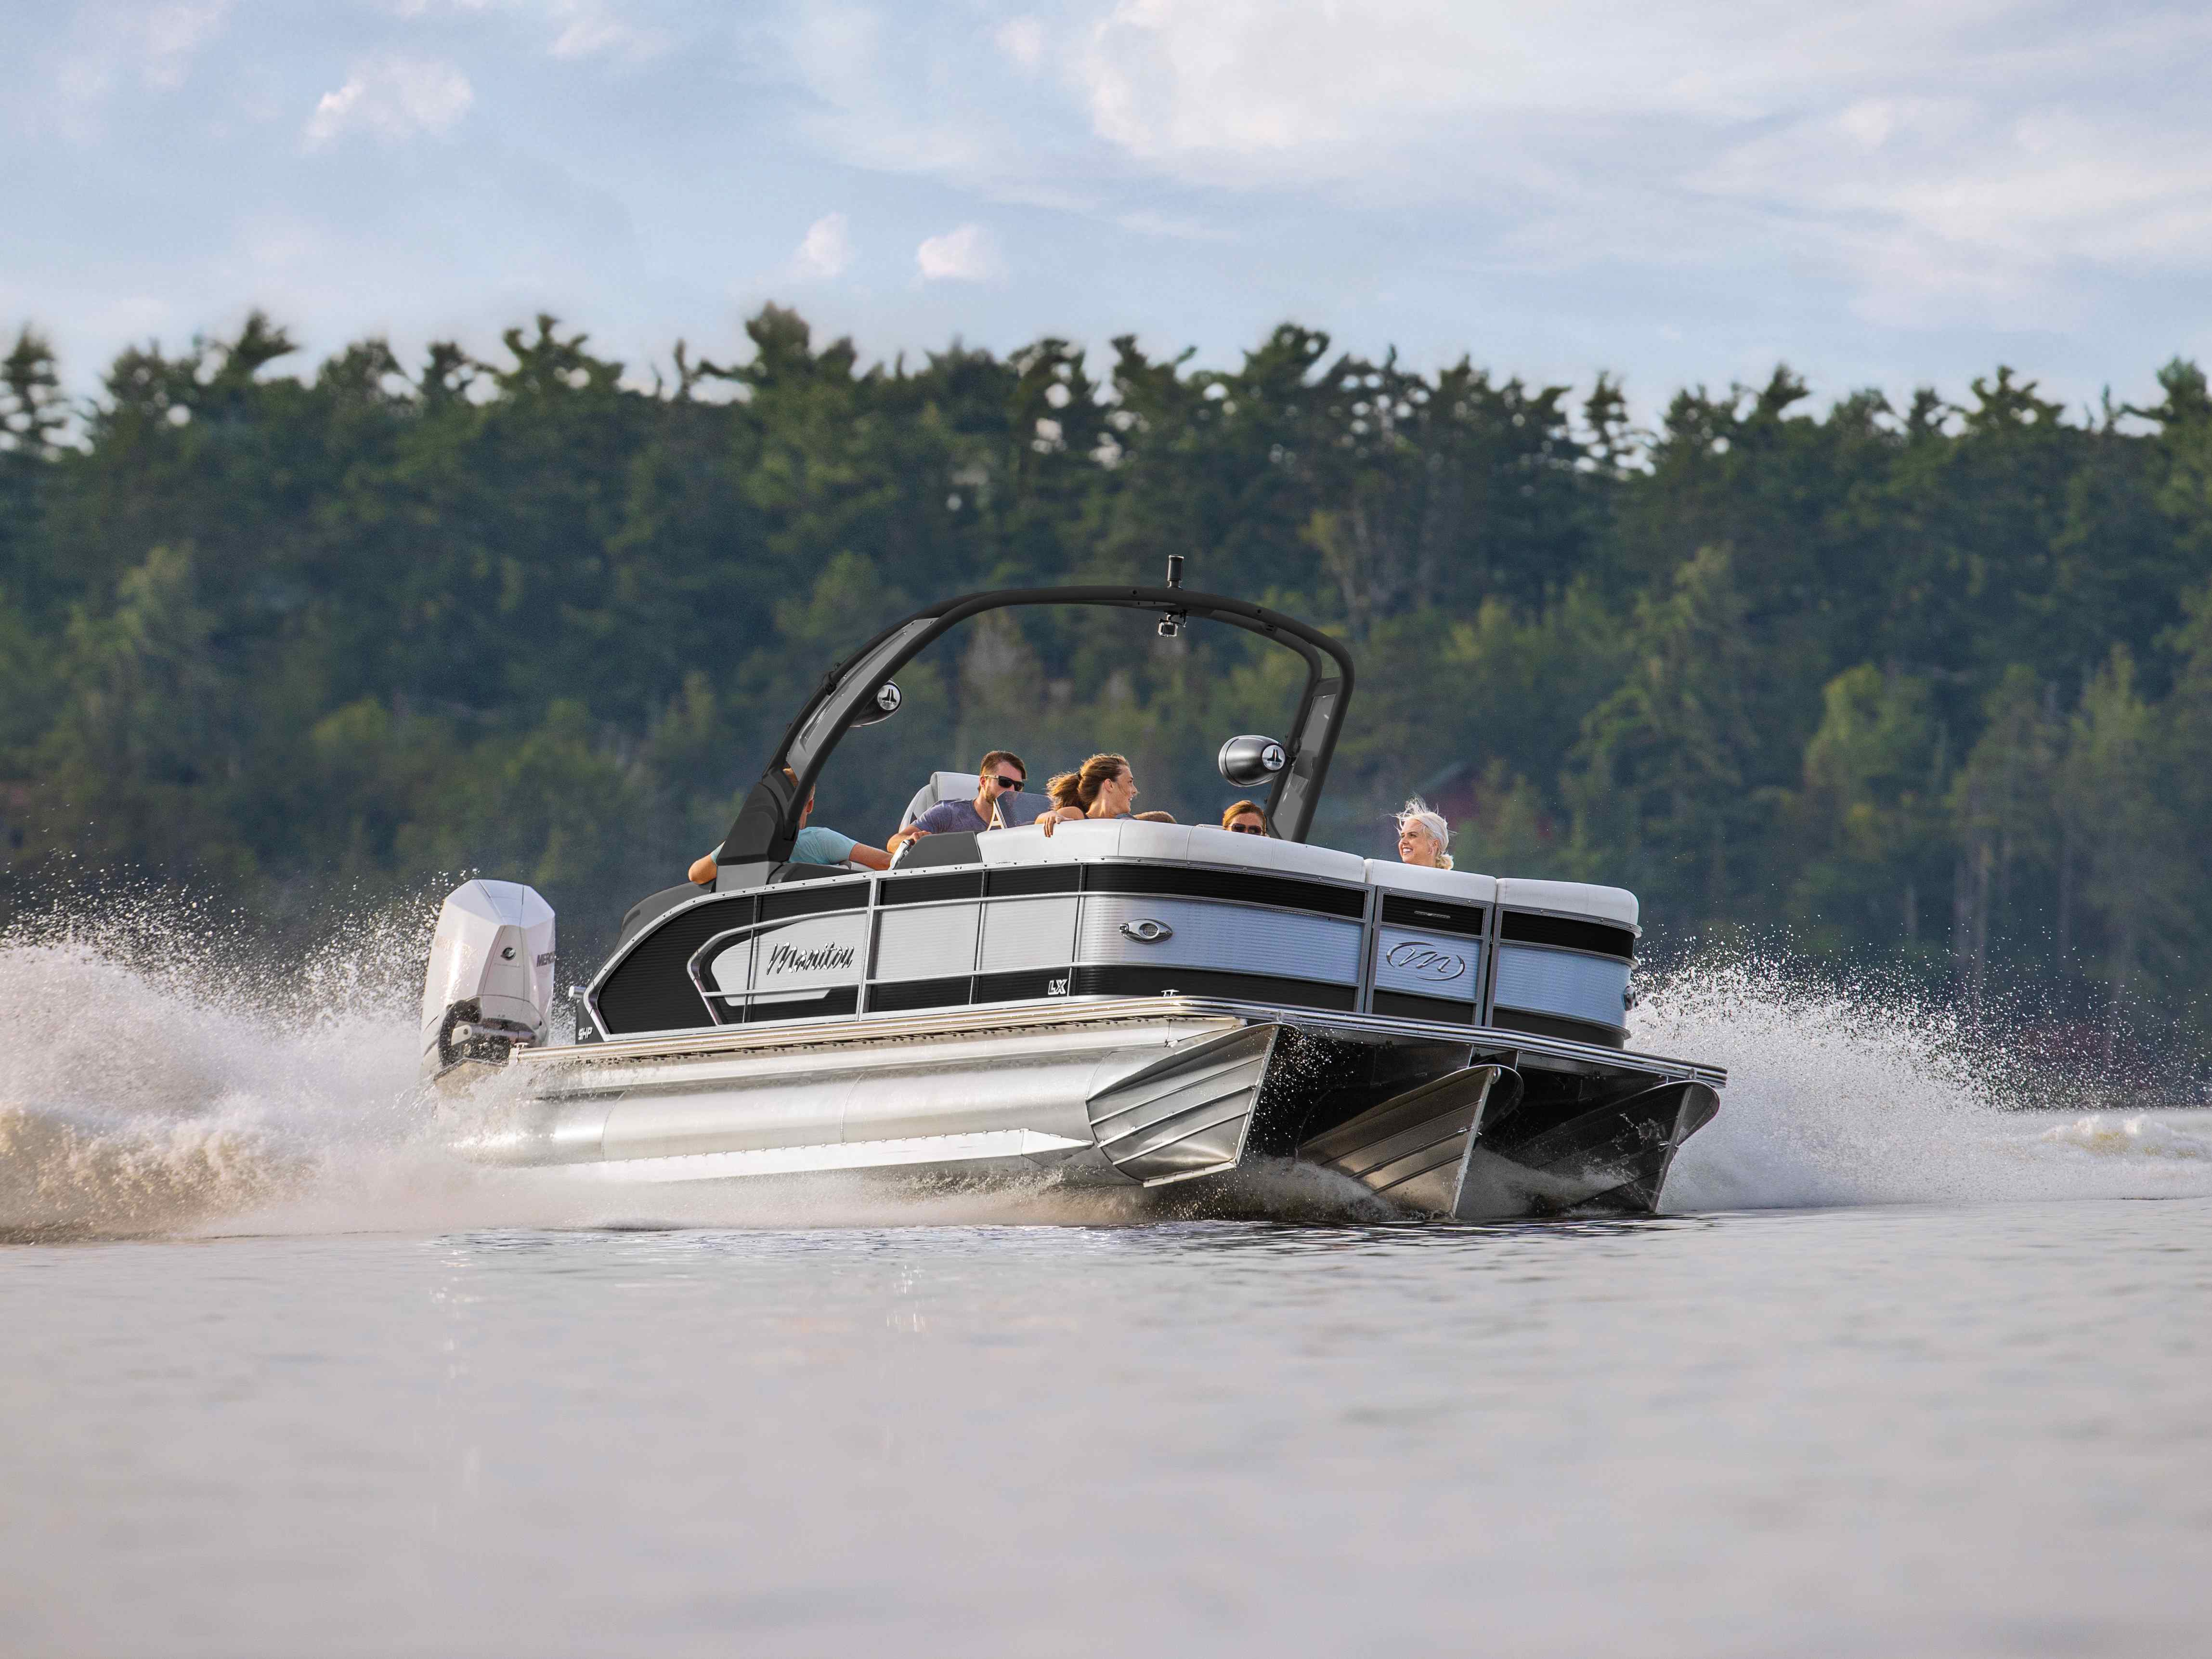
[6,1202,2210,1658]
[4,927,2211,1655]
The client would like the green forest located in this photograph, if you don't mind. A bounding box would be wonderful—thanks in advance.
[4,305,2212,1062]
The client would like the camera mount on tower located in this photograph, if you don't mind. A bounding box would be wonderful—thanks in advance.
[1158,554,1187,637]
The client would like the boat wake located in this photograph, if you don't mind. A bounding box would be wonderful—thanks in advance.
[0,900,430,1240]
[1,909,2207,1239]
[1638,956,2212,1210]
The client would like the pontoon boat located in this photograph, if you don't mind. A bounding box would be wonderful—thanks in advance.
[419,574,1722,1218]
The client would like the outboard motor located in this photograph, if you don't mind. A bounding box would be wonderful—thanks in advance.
[419,879,556,1079]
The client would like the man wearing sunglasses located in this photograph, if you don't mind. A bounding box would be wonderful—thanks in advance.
[889,751,1028,856]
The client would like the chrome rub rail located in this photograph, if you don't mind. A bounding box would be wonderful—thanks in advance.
[517,994,1727,1087]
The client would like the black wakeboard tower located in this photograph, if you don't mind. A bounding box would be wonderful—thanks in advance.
[713,565,1357,886]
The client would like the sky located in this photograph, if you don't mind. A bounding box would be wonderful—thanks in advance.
[8,0,2212,417]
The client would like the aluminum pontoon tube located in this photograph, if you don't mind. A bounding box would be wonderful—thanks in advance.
[474,996,1724,1215]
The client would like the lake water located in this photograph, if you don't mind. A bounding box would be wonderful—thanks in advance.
[3,932,2209,1656]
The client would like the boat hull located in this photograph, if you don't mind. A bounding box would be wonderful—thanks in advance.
[458,997,1724,1219]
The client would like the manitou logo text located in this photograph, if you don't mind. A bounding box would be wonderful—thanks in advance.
[764,941,857,976]
[1384,942,1467,981]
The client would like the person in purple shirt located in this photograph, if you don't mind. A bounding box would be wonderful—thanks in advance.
[888,750,1027,857]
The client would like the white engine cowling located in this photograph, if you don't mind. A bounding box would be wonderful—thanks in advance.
[420,879,556,1077]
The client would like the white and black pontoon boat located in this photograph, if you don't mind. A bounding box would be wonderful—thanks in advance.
[420,573,1723,1218]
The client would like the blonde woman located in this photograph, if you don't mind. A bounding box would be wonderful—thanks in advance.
[1395,798,1453,869]
[1038,753,1138,836]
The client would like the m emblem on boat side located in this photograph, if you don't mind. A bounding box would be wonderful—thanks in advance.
[1119,919,1174,943]
[1383,941,1467,981]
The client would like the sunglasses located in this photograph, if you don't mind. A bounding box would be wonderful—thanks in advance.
[1227,821,1266,836]
[989,774,1025,790]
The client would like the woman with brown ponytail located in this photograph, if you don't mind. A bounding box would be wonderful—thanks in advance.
[1036,752,1146,836]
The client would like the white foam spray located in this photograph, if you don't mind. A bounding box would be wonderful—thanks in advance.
[0,894,435,1238]
[1636,954,2212,1210]
[4,909,2208,1238]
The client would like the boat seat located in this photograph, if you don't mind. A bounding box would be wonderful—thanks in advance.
[1363,861,1499,906]
[1494,877,1638,929]
[967,818,1371,883]
[1487,877,1640,1046]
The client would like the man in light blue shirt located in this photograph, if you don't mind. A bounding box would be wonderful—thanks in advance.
[791,823,861,865]
[687,772,889,886]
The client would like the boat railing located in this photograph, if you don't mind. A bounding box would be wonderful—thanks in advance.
[588,820,1642,1054]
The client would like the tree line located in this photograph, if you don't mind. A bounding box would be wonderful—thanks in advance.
[4,306,2211,1061]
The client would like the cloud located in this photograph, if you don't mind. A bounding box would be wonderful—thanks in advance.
[781,1,1006,178]
[792,212,853,279]
[393,0,668,61]
[1079,0,1475,166]
[304,56,473,147]
[35,0,234,139]
[140,2,232,89]
[916,223,1004,282]
[546,0,669,62]
[1114,207,1232,242]
[1686,86,2212,327]
[1056,0,2212,327]
[995,15,1046,73]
